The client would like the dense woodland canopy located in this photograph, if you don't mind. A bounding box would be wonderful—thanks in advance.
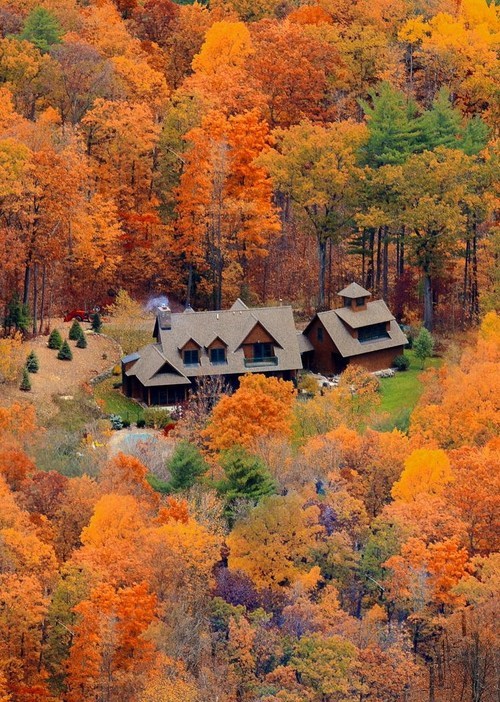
[0,0,499,699]
[0,311,499,702]
[0,0,498,328]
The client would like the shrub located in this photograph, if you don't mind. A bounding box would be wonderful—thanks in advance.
[112,381,122,389]
[69,319,84,341]
[414,328,435,369]
[76,334,87,349]
[122,419,131,428]
[393,354,410,371]
[48,328,62,350]
[26,350,40,373]
[144,407,172,429]
[136,418,146,428]
[57,339,73,361]
[110,414,123,430]
[91,312,102,333]
[112,364,121,376]
[20,367,31,391]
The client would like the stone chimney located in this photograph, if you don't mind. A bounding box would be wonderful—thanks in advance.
[157,304,172,331]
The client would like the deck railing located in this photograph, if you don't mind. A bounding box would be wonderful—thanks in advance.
[244,356,279,367]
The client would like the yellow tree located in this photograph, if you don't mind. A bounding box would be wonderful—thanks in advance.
[391,448,453,502]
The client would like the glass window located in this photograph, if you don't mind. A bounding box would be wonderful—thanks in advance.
[358,323,389,343]
[210,347,226,364]
[183,349,199,365]
[356,297,365,307]
[317,326,324,342]
[344,297,351,307]
[253,342,273,359]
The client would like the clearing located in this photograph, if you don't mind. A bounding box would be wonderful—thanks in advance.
[0,320,121,423]
[378,349,442,429]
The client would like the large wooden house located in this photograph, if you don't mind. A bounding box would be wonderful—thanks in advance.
[302,283,408,374]
[122,299,303,406]
[122,284,407,406]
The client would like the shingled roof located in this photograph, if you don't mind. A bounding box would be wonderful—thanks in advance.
[338,282,371,298]
[310,299,408,358]
[124,304,302,388]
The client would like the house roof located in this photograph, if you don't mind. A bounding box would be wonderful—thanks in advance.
[315,302,408,358]
[338,282,371,299]
[335,299,394,329]
[124,304,302,387]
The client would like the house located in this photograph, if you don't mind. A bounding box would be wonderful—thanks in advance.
[122,299,303,406]
[302,283,408,374]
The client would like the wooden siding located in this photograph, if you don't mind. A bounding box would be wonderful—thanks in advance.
[304,316,339,374]
[349,345,404,371]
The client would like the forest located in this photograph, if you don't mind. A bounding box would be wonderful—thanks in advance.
[0,0,498,326]
[0,0,499,698]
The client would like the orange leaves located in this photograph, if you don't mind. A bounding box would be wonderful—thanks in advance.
[203,374,296,453]
[66,581,158,702]
[192,21,253,75]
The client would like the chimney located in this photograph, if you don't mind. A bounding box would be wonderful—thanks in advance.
[157,304,171,331]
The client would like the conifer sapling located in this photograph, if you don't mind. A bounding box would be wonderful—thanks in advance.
[57,339,73,361]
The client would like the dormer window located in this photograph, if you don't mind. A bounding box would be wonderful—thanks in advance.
[183,349,199,365]
[210,347,226,364]
[356,297,365,307]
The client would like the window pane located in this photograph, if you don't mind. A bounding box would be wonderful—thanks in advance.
[184,349,199,364]
[210,347,225,364]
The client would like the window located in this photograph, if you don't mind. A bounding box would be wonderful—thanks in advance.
[210,347,226,364]
[183,349,199,365]
[253,342,273,359]
[355,297,365,307]
[358,323,389,343]
[317,326,324,342]
[344,297,351,307]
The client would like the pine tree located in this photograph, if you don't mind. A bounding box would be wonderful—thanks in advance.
[76,333,87,349]
[4,293,30,334]
[360,82,420,167]
[48,328,63,350]
[91,312,102,333]
[218,446,275,518]
[19,7,62,52]
[168,441,207,492]
[414,327,434,369]
[20,367,31,391]
[416,88,462,151]
[69,319,84,341]
[26,350,39,373]
[57,339,73,361]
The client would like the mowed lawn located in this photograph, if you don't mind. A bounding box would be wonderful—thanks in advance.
[378,350,441,429]
[93,376,144,423]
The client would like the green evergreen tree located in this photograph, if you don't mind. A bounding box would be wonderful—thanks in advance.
[26,350,40,373]
[57,339,73,361]
[460,116,490,156]
[168,441,208,492]
[19,7,62,52]
[20,367,31,391]
[416,88,462,151]
[218,446,275,517]
[414,327,435,369]
[76,333,87,349]
[91,312,102,333]
[360,82,420,167]
[4,293,30,334]
[48,328,63,350]
[68,319,84,341]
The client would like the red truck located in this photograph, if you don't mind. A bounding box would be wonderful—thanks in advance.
[63,307,101,323]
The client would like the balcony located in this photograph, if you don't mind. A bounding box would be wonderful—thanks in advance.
[244,356,279,367]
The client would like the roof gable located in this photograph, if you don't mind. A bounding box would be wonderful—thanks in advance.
[338,282,371,298]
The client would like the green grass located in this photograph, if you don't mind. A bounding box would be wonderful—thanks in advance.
[93,376,144,423]
[377,350,441,431]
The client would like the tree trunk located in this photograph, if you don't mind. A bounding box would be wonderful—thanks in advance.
[318,237,327,310]
[366,229,375,290]
[423,273,433,330]
[375,227,382,294]
[382,226,389,300]
[463,238,470,327]
[39,265,46,335]
[471,226,479,324]
[32,262,38,336]
[23,263,31,307]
